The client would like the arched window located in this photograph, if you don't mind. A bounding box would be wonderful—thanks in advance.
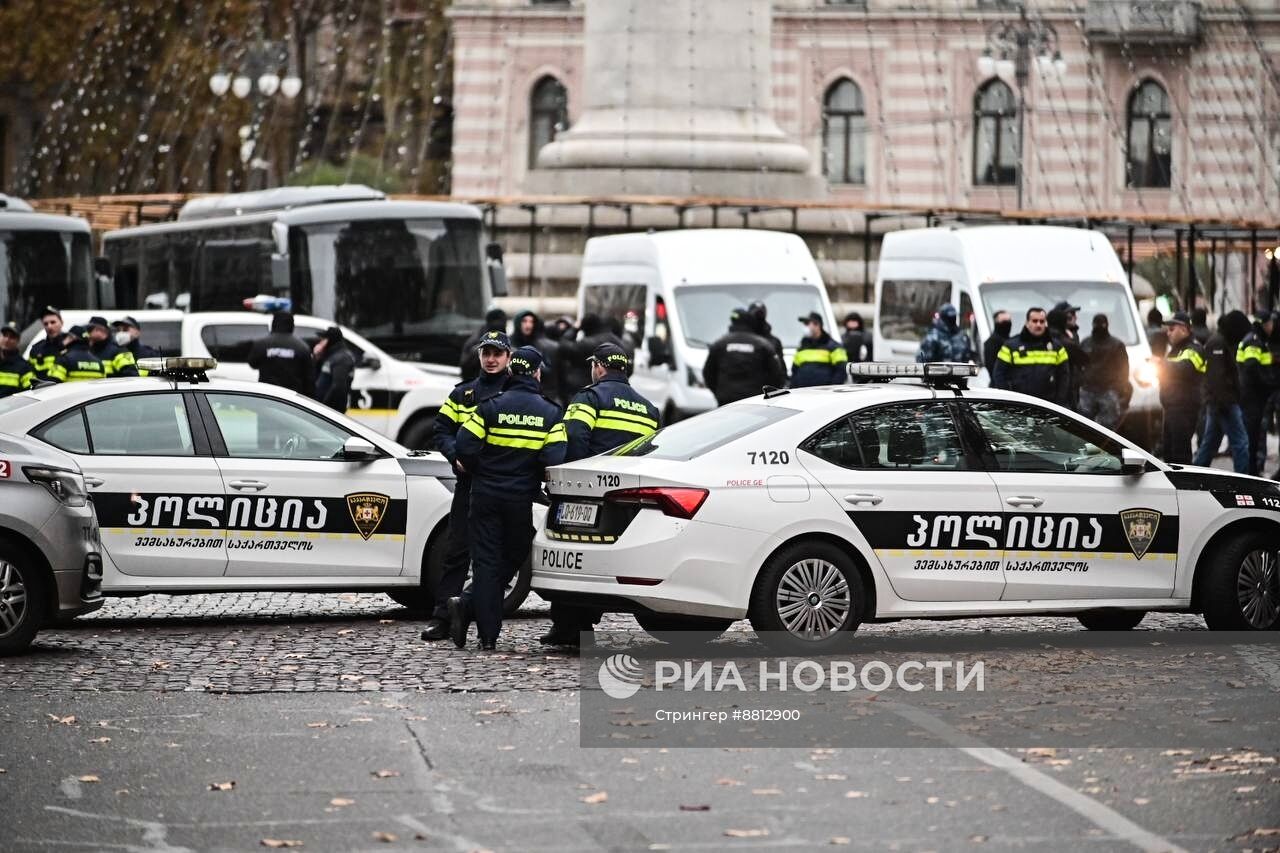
[1126,79,1172,188]
[822,78,866,185]
[528,76,569,169]
[973,79,1017,186]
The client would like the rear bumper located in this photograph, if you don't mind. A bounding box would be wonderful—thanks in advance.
[41,505,104,621]
[52,553,104,621]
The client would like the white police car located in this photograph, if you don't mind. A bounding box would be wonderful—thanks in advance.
[533,363,1280,653]
[0,358,531,613]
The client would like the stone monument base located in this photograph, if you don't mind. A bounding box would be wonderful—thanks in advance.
[523,167,827,200]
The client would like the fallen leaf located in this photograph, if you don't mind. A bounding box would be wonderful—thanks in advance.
[724,828,769,838]
[926,796,939,804]
[47,714,77,726]
[330,798,355,807]
[336,629,354,635]
[208,781,236,791]
[581,791,608,804]
[77,775,100,783]
[679,804,710,812]
[1234,786,1257,794]
[1227,680,1247,689]
[969,835,988,843]
[844,790,867,799]
[830,839,850,846]
[89,737,111,745]
[305,722,328,729]
[372,831,397,843]
[1161,749,1193,756]
[751,788,783,796]
[350,717,373,723]
[497,745,516,751]
[260,840,303,849]
[1025,748,1056,758]
[813,773,847,781]
[371,770,400,779]
[715,777,744,786]
[1133,798,1150,805]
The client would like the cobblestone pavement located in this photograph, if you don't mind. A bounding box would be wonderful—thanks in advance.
[0,591,1208,694]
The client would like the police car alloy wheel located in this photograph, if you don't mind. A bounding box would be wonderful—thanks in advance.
[1202,531,1280,631]
[749,541,864,654]
[0,547,44,656]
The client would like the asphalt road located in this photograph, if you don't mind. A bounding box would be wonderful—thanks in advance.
[2,595,1277,852]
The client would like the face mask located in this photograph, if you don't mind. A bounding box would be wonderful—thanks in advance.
[994,319,1013,337]
[114,331,132,347]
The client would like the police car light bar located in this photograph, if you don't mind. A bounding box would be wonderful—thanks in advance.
[847,362,978,382]
[137,357,219,374]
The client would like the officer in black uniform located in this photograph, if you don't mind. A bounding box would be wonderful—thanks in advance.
[420,330,512,642]
[991,307,1071,405]
[51,326,107,382]
[111,316,160,373]
[1237,311,1277,476]
[0,323,35,397]
[703,307,786,406]
[28,306,65,382]
[1158,312,1206,464]
[450,346,566,651]
[540,342,661,647]
[85,316,139,377]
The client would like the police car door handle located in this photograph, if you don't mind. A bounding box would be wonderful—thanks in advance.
[1005,495,1044,508]
[843,493,883,506]
[83,476,104,489]
[229,480,268,492]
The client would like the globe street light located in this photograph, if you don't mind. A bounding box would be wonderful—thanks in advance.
[207,40,302,189]
[974,3,1067,210]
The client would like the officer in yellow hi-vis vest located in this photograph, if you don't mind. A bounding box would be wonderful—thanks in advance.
[1237,311,1277,476]
[991,307,1071,406]
[450,346,566,651]
[0,324,35,398]
[50,326,107,382]
[791,312,848,387]
[28,306,65,382]
[1159,312,1207,464]
[85,316,139,377]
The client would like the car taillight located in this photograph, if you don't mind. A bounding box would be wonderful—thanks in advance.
[605,486,708,519]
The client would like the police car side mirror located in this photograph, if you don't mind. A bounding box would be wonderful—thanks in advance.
[359,354,382,371]
[1121,449,1147,475]
[341,436,380,462]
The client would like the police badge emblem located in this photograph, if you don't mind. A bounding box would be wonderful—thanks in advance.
[346,492,389,540]
[1119,508,1161,559]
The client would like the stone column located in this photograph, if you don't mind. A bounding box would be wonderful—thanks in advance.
[524,0,823,199]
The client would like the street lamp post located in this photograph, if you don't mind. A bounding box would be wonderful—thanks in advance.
[976,4,1066,210]
[208,40,302,190]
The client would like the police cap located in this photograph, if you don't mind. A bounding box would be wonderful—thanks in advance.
[510,346,543,374]
[86,315,110,330]
[797,311,825,327]
[1162,311,1192,329]
[0,323,20,338]
[66,325,87,339]
[1053,300,1082,313]
[587,342,630,371]
[112,315,141,330]
[476,330,512,352]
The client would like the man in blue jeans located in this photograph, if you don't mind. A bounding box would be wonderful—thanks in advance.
[1192,310,1253,473]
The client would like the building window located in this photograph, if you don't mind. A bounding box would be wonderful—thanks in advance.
[822,78,866,185]
[973,79,1017,186]
[528,76,569,169]
[1126,79,1172,188]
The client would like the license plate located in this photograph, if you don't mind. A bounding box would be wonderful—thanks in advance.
[556,501,599,527]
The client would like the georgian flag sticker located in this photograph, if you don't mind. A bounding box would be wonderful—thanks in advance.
[346,492,390,540]
[1236,494,1256,507]
[1120,508,1161,560]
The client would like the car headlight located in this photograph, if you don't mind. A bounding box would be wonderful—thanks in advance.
[24,466,88,507]
[1133,359,1159,388]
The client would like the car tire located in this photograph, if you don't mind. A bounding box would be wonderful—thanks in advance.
[0,545,47,656]
[1076,609,1146,631]
[749,541,864,655]
[634,612,735,646]
[1202,530,1280,631]
[400,416,436,451]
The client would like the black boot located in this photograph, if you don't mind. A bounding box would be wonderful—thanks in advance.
[447,597,471,649]
[420,618,449,642]
[539,623,583,647]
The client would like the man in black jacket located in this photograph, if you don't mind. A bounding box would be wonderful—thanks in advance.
[991,307,1071,405]
[842,311,872,363]
[1192,310,1252,473]
[248,312,313,395]
[1079,314,1131,431]
[747,301,784,361]
[983,310,1012,376]
[459,308,508,382]
[313,326,356,412]
[559,314,633,400]
[1047,305,1087,411]
[510,310,561,402]
[703,307,787,405]
[1237,311,1277,475]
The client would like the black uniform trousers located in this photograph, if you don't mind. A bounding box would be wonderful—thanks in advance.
[432,476,474,620]
[549,600,603,632]
[461,494,533,642]
[1162,405,1199,465]
[1242,399,1266,476]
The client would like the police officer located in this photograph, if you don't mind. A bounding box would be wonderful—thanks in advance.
[541,342,661,647]
[51,326,107,382]
[1237,311,1277,476]
[29,306,65,382]
[703,307,786,405]
[916,303,976,365]
[792,312,847,388]
[991,307,1071,405]
[111,316,160,374]
[1158,312,1206,464]
[247,312,313,395]
[85,316,139,377]
[420,330,512,642]
[0,323,35,397]
[450,346,566,651]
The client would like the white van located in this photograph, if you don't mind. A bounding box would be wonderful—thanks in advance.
[578,229,838,419]
[872,225,1159,437]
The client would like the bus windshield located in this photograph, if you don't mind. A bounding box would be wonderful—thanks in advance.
[0,228,93,326]
[290,217,486,364]
[979,281,1141,346]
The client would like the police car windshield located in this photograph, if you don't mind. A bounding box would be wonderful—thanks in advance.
[611,404,799,461]
[980,281,1140,345]
[674,285,824,349]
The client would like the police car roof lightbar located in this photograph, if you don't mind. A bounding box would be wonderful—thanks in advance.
[137,357,218,383]
[847,362,978,385]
